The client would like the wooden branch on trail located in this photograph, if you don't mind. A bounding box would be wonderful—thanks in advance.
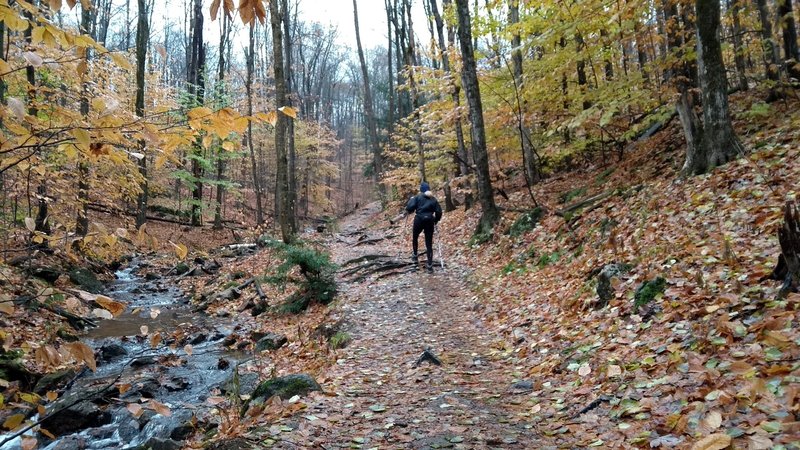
[555,190,615,218]
[339,254,414,281]
[351,235,397,247]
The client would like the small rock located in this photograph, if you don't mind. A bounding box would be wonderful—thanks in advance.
[164,376,190,392]
[250,374,321,403]
[221,334,238,347]
[255,333,287,352]
[510,380,534,392]
[41,400,112,435]
[220,372,259,396]
[33,368,76,394]
[98,343,128,362]
[217,358,230,370]
[188,333,208,345]
[131,356,156,368]
[68,268,103,294]
[136,438,181,450]
[144,273,160,281]
[595,262,631,309]
[27,266,63,283]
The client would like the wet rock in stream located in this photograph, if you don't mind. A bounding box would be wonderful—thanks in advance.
[33,368,76,394]
[68,268,103,294]
[41,398,112,435]
[98,343,128,363]
[254,332,287,352]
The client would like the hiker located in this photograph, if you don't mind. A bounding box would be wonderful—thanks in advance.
[404,182,443,273]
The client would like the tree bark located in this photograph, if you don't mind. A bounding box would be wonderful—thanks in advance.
[282,0,297,229]
[779,0,800,78]
[135,0,149,229]
[682,0,744,176]
[509,0,540,186]
[245,23,264,226]
[755,0,782,82]
[353,0,384,197]
[75,4,93,238]
[213,13,230,230]
[455,0,499,235]
[444,0,470,175]
[188,0,205,227]
[728,0,749,91]
[269,0,293,243]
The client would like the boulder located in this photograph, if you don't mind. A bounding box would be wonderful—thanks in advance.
[136,438,181,450]
[220,372,259,397]
[250,374,321,403]
[27,265,62,283]
[595,263,631,309]
[41,400,112,435]
[254,333,287,352]
[98,343,128,362]
[33,368,76,394]
[68,268,103,294]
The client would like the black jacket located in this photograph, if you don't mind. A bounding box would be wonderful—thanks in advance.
[406,192,442,223]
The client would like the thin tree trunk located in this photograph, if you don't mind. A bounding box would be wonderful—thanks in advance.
[353,0,384,197]
[245,23,264,226]
[509,0,540,187]
[75,4,93,238]
[385,0,395,132]
[135,0,149,229]
[213,13,229,230]
[444,0,470,175]
[729,0,749,90]
[282,0,297,229]
[756,0,782,82]
[188,0,205,227]
[269,0,293,243]
[455,0,499,235]
[404,0,426,182]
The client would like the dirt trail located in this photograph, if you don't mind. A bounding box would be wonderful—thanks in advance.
[284,203,548,449]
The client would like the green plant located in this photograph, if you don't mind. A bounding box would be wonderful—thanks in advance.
[329,331,352,349]
[537,251,561,268]
[633,277,666,312]
[508,207,544,237]
[263,239,338,314]
[469,230,493,246]
[559,187,587,204]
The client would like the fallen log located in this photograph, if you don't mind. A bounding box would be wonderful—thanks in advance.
[775,201,800,299]
[555,190,615,217]
[16,296,97,330]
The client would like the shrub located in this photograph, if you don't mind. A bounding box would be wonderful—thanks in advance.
[262,239,338,314]
[508,207,544,237]
[633,277,666,312]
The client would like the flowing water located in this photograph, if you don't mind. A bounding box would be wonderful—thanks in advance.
[2,261,242,450]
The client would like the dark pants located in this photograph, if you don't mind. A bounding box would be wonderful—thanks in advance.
[412,215,435,266]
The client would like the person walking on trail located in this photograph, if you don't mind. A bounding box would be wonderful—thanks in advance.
[404,182,443,273]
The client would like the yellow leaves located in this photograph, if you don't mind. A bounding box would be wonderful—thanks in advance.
[110,52,132,71]
[279,106,298,119]
[238,0,267,25]
[72,128,90,151]
[690,433,731,450]
[45,391,58,402]
[255,111,277,126]
[48,0,63,10]
[94,295,127,317]
[3,414,25,430]
[170,241,188,260]
[64,341,97,371]
[0,57,11,74]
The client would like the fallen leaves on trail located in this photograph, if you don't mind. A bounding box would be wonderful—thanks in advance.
[94,295,126,317]
[64,341,96,371]
[690,433,732,450]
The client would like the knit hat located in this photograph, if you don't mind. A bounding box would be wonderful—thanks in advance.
[420,182,430,192]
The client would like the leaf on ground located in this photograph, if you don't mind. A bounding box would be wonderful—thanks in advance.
[148,399,171,417]
[140,325,149,336]
[127,402,144,418]
[95,295,126,317]
[65,341,97,371]
[92,308,113,320]
[690,433,731,450]
[184,344,193,356]
[0,302,15,315]
[701,411,722,431]
[3,413,25,430]
[20,436,37,450]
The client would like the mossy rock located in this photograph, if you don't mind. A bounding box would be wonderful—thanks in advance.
[68,268,102,293]
[634,277,666,312]
[34,368,76,394]
[174,262,190,275]
[250,374,321,403]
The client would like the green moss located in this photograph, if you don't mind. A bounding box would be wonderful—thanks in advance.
[559,186,587,204]
[536,251,561,268]
[633,277,666,312]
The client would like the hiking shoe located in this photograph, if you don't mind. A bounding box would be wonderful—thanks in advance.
[412,254,419,265]
[426,264,434,274]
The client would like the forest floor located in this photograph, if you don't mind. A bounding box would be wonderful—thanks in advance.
[239,203,551,449]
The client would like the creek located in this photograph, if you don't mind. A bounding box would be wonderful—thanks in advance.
[3,260,242,450]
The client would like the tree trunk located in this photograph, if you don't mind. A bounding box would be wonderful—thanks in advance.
[282,0,297,230]
[353,0,384,197]
[444,0,470,175]
[576,33,591,110]
[755,0,782,83]
[75,4,93,239]
[403,0,426,182]
[269,0,293,243]
[728,0,749,91]
[455,0,499,235]
[385,0,395,133]
[778,0,800,78]
[213,13,230,230]
[682,0,744,176]
[188,0,205,227]
[245,23,264,226]
[135,0,149,229]
[509,0,540,187]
